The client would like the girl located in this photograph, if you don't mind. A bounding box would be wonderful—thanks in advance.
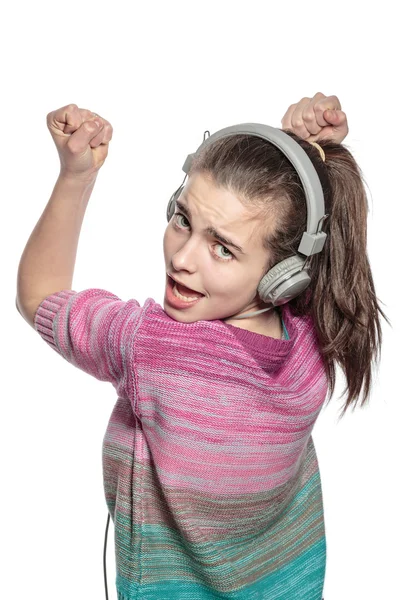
[16,93,387,600]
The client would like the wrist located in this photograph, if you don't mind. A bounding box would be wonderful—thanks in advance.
[58,170,98,187]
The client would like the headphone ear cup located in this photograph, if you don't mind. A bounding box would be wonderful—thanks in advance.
[258,255,311,306]
[167,184,185,222]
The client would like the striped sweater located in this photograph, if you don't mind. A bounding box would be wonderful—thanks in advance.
[34,288,328,600]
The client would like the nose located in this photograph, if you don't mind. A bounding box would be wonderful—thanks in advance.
[171,236,200,273]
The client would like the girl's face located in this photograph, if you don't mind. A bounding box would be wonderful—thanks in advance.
[163,171,275,326]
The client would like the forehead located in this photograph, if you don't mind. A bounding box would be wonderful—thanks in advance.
[176,174,270,255]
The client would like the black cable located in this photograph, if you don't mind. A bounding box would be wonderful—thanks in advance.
[104,512,110,600]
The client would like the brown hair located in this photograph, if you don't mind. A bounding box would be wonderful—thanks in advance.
[188,131,390,418]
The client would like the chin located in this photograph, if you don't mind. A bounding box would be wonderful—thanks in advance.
[164,309,200,324]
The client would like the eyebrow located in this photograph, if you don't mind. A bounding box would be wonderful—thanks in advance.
[175,199,245,255]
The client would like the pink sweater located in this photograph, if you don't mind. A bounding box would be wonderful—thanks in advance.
[34,288,328,600]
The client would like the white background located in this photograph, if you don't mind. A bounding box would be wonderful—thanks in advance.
[2,1,398,599]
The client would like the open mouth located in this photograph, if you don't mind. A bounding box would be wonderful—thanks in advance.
[166,275,205,307]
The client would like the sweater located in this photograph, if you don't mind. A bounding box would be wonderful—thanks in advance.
[34,288,328,600]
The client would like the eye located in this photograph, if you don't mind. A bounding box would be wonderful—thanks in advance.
[173,213,234,261]
[216,246,234,260]
[174,213,190,229]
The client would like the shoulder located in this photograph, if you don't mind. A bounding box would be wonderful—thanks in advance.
[282,303,321,351]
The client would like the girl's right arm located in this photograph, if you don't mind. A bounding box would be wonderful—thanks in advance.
[16,104,113,328]
[16,174,97,327]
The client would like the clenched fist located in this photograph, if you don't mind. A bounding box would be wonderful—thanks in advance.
[46,104,113,181]
[281,92,349,143]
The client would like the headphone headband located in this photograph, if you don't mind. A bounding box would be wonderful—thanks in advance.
[181,123,328,256]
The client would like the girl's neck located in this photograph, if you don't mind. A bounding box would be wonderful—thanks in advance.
[224,307,283,339]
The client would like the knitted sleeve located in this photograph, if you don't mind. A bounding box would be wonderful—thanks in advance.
[34,288,142,388]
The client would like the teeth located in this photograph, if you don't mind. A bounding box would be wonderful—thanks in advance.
[172,283,200,302]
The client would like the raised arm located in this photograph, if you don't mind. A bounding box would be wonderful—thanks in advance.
[16,104,113,328]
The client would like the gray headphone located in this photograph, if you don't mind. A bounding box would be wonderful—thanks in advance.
[166,123,328,308]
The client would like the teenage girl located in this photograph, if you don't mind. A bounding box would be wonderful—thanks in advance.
[16,92,387,600]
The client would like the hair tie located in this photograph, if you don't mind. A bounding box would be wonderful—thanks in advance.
[309,141,326,162]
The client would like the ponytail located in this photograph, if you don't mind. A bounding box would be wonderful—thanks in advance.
[296,138,390,417]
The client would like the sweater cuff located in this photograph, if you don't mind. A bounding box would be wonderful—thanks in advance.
[34,290,78,350]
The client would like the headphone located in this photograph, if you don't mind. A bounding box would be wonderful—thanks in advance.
[166,123,329,308]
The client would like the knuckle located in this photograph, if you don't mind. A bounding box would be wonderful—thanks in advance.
[303,111,314,122]
[332,95,341,108]
[292,118,304,129]
[325,94,341,109]
[67,103,78,112]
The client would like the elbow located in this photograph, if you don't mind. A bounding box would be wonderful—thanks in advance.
[16,296,37,329]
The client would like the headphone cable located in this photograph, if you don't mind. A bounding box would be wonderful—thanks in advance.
[104,512,110,600]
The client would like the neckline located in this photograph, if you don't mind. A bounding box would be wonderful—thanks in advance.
[217,304,297,368]
[152,300,298,371]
